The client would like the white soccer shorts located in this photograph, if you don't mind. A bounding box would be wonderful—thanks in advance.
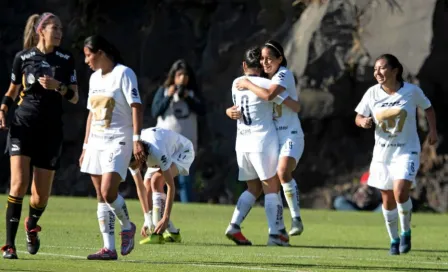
[81,143,133,181]
[236,145,278,181]
[279,136,304,164]
[368,154,420,190]
[143,141,195,180]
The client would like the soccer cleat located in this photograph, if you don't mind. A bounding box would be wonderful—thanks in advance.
[120,222,136,256]
[87,248,118,260]
[163,230,182,243]
[279,228,290,243]
[140,233,165,245]
[289,216,304,236]
[267,234,290,247]
[399,231,411,254]
[389,239,400,255]
[1,245,18,259]
[25,217,41,255]
[225,225,252,246]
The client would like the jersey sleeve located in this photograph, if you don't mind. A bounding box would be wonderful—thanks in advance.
[68,54,77,85]
[355,90,371,117]
[413,86,431,110]
[271,69,290,89]
[129,167,140,176]
[121,68,142,106]
[151,144,172,172]
[272,91,289,104]
[11,52,23,85]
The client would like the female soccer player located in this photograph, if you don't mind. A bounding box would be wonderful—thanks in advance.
[128,127,194,243]
[236,40,305,236]
[128,160,181,244]
[0,12,78,259]
[80,35,145,260]
[225,47,302,246]
[355,54,437,255]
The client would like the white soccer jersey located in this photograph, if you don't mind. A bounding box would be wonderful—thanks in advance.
[271,66,304,140]
[232,76,278,152]
[355,82,431,163]
[140,127,193,172]
[87,64,141,150]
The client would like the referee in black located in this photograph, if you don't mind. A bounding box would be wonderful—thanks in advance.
[0,12,78,259]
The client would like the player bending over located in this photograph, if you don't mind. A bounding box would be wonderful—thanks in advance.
[129,127,194,243]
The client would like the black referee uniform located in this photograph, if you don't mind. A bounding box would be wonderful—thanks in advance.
[7,46,77,170]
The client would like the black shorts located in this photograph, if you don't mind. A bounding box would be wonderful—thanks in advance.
[7,121,63,171]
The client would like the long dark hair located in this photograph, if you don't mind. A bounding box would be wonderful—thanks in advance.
[263,40,287,67]
[84,35,124,65]
[375,54,404,82]
[163,59,198,91]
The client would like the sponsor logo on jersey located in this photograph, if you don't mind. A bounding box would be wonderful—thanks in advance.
[131,88,139,98]
[379,100,405,107]
[11,73,15,82]
[160,155,167,165]
[27,73,35,84]
[56,51,70,60]
[70,70,77,83]
[41,61,51,68]
[11,144,20,152]
[20,51,36,61]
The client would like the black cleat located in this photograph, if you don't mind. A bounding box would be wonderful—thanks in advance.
[1,245,18,259]
[25,217,41,255]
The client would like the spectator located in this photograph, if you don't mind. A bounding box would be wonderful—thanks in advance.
[333,172,382,212]
[151,59,206,202]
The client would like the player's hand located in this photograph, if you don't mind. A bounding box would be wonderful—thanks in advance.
[226,105,241,120]
[133,141,146,164]
[38,75,60,90]
[427,130,438,145]
[360,117,373,129]
[141,225,149,237]
[235,78,250,90]
[0,110,7,130]
[79,150,86,167]
[167,85,176,97]
[154,216,169,234]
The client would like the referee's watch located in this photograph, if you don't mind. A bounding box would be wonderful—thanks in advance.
[56,82,68,96]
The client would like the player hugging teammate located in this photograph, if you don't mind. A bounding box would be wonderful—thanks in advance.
[225,40,305,246]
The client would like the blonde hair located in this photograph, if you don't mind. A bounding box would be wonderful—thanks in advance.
[23,13,58,50]
[23,14,40,49]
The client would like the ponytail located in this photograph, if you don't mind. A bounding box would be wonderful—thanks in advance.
[23,14,40,49]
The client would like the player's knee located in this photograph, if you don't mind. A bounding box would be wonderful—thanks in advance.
[30,194,49,207]
[100,188,117,203]
[247,184,262,198]
[9,176,28,197]
[151,173,164,192]
[277,169,291,183]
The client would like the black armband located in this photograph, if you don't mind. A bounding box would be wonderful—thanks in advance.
[63,88,75,100]
[1,96,14,109]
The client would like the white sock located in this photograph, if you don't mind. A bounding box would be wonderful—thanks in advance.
[97,202,115,250]
[282,179,301,218]
[152,192,164,225]
[397,198,412,234]
[264,193,281,235]
[230,191,256,227]
[107,194,132,231]
[277,192,286,231]
[382,207,399,242]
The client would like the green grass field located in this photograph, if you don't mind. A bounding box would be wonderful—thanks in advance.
[0,195,447,272]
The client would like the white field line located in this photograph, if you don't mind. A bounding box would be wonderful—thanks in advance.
[17,245,448,267]
[17,251,304,272]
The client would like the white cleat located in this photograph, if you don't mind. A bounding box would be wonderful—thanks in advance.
[289,217,304,236]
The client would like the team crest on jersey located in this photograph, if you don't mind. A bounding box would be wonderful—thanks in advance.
[70,70,77,83]
[27,73,35,84]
